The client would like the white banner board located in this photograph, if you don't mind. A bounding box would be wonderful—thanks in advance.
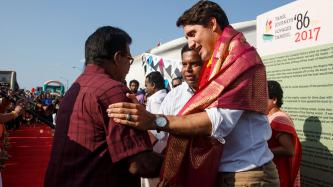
[257,0,333,186]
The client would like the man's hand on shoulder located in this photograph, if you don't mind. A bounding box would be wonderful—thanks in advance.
[107,99,156,131]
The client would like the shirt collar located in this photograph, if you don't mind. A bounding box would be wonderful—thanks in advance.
[83,64,106,74]
[183,82,195,94]
[150,89,167,98]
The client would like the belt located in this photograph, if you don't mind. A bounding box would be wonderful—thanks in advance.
[220,161,273,174]
[244,161,272,172]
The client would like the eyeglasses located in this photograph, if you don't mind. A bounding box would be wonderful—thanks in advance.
[127,56,134,65]
[120,51,134,65]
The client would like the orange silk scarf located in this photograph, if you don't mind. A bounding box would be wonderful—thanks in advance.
[159,26,268,187]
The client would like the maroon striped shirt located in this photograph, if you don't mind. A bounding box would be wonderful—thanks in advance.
[45,64,152,187]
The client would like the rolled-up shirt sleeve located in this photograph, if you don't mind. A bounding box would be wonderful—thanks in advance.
[205,108,244,144]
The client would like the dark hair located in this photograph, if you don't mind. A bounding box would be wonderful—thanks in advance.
[181,44,203,65]
[172,77,182,82]
[85,26,132,65]
[129,79,139,86]
[172,77,182,87]
[176,0,229,29]
[181,44,193,55]
[268,80,283,108]
[146,71,165,90]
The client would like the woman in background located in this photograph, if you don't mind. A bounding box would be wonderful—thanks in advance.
[267,80,302,187]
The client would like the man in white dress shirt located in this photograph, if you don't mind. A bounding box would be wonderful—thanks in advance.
[142,71,167,187]
[145,71,168,153]
[145,71,167,116]
[159,45,202,116]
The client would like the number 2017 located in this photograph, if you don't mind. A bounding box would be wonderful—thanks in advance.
[295,27,321,43]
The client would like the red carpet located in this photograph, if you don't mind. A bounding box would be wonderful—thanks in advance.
[2,124,53,187]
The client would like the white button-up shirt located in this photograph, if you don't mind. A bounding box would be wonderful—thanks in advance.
[160,82,273,172]
[146,89,168,153]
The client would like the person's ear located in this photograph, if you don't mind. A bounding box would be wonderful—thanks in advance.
[149,82,155,89]
[272,97,278,105]
[209,17,218,32]
[113,51,122,66]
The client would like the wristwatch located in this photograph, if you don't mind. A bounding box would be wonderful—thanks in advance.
[154,115,168,131]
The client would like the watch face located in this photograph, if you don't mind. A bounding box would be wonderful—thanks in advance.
[155,116,167,127]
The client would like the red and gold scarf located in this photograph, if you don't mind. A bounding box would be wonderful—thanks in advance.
[159,26,268,187]
[268,112,302,187]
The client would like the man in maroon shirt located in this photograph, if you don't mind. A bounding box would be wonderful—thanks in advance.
[44,26,162,187]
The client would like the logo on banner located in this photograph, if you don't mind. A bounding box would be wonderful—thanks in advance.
[263,19,274,41]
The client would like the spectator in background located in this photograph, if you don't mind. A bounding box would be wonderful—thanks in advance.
[129,79,139,93]
[171,77,182,88]
[42,92,53,106]
[267,80,302,187]
[129,79,145,104]
[144,71,168,153]
[34,95,44,120]
[142,71,167,187]
[159,43,202,127]
[41,92,55,124]
[156,43,203,155]
[145,72,167,114]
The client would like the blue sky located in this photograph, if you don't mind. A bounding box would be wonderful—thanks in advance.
[0,0,294,90]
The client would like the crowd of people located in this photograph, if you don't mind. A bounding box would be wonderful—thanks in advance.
[0,1,304,187]
[0,89,61,129]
